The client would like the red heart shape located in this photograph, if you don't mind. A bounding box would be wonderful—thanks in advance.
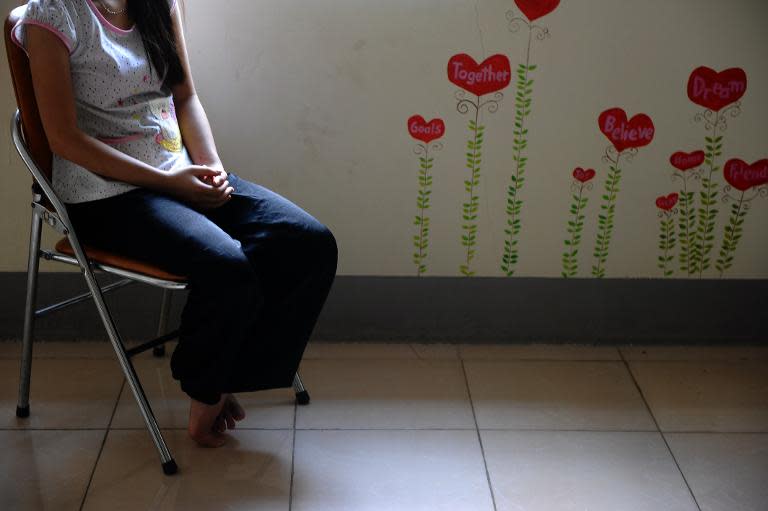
[448,53,512,97]
[670,150,705,171]
[687,67,747,112]
[598,108,655,152]
[572,167,596,183]
[407,115,445,144]
[514,0,560,22]
[656,193,679,211]
[723,159,768,192]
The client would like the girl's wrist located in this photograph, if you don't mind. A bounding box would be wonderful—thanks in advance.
[147,167,175,192]
[195,158,224,172]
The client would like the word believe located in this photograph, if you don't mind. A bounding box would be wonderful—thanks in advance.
[598,108,655,152]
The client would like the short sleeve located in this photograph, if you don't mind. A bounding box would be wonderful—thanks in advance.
[11,0,78,55]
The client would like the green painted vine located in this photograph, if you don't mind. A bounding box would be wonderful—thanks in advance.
[591,153,623,278]
[691,125,721,277]
[461,112,483,276]
[562,169,594,278]
[715,193,746,276]
[501,54,535,276]
[657,212,677,277]
[677,183,696,275]
[412,146,434,275]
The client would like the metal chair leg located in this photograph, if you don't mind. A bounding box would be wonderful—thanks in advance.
[153,289,173,358]
[16,208,42,418]
[293,371,310,405]
[79,260,177,475]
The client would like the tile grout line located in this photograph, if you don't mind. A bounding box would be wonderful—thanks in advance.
[78,377,125,511]
[618,350,703,511]
[288,395,298,511]
[460,359,498,511]
[408,343,425,360]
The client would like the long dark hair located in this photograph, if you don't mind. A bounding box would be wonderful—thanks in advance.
[126,0,184,89]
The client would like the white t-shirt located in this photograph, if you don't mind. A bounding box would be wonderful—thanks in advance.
[12,0,194,203]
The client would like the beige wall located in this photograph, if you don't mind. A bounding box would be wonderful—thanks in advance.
[1,0,766,277]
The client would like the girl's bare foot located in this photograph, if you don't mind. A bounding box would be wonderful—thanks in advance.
[188,395,228,447]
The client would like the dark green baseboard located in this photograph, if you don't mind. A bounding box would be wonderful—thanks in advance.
[0,273,765,344]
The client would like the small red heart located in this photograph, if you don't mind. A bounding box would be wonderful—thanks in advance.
[687,67,747,112]
[572,167,596,183]
[723,159,768,192]
[448,53,512,97]
[407,115,445,144]
[514,0,560,22]
[670,150,705,171]
[656,193,679,211]
[598,108,655,152]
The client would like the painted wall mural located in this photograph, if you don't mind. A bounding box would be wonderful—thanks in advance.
[592,108,655,278]
[2,2,765,278]
[716,158,768,275]
[686,66,748,277]
[669,150,705,276]
[448,53,511,276]
[399,2,766,279]
[562,167,595,278]
[407,115,445,276]
[655,193,679,277]
[500,0,559,276]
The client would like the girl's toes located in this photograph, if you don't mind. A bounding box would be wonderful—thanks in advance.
[224,411,236,430]
[226,394,246,421]
[189,429,226,448]
[188,396,228,447]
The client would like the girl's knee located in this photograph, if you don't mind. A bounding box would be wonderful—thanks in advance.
[307,223,338,265]
[193,247,258,285]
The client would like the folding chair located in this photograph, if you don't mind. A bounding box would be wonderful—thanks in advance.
[5,5,310,475]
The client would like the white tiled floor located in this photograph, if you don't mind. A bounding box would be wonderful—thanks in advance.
[1,341,767,511]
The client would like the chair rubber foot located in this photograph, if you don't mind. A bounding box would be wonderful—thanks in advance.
[16,405,30,418]
[153,345,166,357]
[162,459,178,475]
[296,390,310,406]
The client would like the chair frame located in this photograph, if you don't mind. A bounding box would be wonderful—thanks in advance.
[11,110,311,475]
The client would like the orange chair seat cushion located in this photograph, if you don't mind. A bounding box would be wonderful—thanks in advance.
[55,238,187,282]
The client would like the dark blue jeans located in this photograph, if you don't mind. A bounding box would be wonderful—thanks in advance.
[66,173,338,404]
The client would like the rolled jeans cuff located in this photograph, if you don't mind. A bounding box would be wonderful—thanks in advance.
[182,383,221,406]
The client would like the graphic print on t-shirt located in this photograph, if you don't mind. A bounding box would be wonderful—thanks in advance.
[147,97,182,153]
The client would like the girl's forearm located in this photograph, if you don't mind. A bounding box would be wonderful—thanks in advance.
[174,93,223,169]
[51,130,170,191]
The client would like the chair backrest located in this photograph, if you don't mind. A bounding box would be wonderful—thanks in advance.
[4,4,54,187]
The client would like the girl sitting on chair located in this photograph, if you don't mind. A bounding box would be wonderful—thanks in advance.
[13,0,338,447]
